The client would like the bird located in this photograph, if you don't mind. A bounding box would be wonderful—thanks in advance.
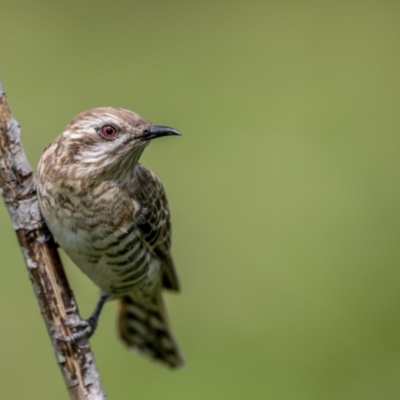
[36,107,183,368]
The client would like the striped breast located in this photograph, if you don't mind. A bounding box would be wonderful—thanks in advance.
[47,213,160,297]
[37,175,160,298]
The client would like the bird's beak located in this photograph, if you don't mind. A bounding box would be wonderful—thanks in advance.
[140,125,181,141]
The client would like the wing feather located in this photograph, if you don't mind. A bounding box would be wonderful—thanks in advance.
[133,165,180,291]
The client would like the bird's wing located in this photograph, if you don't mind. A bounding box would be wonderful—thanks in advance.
[133,164,180,292]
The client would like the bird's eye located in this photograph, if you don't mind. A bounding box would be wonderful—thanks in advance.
[100,125,117,139]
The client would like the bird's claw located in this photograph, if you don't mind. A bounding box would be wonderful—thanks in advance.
[56,294,108,343]
[57,317,97,343]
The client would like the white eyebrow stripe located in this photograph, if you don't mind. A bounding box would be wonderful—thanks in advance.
[70,115,124,132]
[92,115,123,126]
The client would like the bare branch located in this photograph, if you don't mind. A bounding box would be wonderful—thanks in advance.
[0,78,107,400]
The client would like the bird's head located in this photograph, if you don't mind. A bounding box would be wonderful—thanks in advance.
[57,107,180,180]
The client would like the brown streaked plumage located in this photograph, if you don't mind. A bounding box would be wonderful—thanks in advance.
[37,107,183,368]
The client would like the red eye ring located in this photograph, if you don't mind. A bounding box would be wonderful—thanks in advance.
[100,125,117,139]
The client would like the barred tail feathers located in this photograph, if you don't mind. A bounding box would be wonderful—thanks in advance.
[118,292,184,368]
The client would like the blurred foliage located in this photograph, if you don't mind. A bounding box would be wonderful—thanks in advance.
[1,0,400,399]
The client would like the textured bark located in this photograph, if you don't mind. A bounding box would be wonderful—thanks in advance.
[0,79,107,400]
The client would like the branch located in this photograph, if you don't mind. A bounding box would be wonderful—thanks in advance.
[0,78,107,400]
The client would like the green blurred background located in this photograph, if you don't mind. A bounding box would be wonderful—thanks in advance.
[1,0,400,399]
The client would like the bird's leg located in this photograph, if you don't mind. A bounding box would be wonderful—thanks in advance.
[60,293,109,343]
[85,293,109,335]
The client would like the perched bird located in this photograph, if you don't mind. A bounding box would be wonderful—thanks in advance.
[37,107,183,368]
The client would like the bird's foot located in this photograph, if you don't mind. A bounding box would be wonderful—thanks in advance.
[57,294,109,343]
[58,317,98,343]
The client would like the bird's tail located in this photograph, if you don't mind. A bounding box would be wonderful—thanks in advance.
[118,291,184,368]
